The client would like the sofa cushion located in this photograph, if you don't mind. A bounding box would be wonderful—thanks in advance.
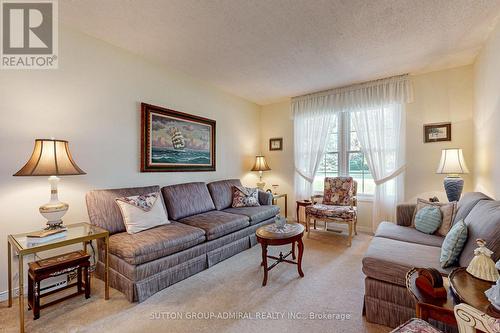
[455,192,492,223]
[161,182,216,220]
[459,199,500,267]
[108,222,206,265]
[178,210,249,240]
[440,220,468,268]
[115,192,170,234]
[412,199,456,236]
[86,185,161,235]
[414,206,442,234]
[305,203,356,220]
[374,222,444,247]
[231,186,260,208]
[362,237,452,286]
[223,205,279,225]
[207,179,243,210]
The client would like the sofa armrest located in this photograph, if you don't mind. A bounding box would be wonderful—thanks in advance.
[396,203,416,226]
[258,190,273,205]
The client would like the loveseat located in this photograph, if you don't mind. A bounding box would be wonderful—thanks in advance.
[85,179,279,302]
[362,192,500,329]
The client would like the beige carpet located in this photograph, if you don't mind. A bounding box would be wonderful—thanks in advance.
[0,231,390,333]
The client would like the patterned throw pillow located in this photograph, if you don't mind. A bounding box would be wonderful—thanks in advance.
[440,220,468,268]
[412,199,457,236]
[231,186,260,208]
[414,206,442,234]
[115,192,170,234]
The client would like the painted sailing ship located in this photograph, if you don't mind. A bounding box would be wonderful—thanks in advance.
[171,127,186,150]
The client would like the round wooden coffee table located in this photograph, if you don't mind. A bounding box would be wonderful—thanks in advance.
[255,223,305,286]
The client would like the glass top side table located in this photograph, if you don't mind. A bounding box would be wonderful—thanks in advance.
[7,222,110,333]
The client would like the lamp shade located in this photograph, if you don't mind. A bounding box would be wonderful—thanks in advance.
[13,139,86,176]
[436,148,469,175]
[251,155,271,172]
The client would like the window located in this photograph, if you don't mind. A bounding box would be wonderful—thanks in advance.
[313,112,375,196]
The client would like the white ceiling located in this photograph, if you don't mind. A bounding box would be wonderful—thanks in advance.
[60,0,500,105]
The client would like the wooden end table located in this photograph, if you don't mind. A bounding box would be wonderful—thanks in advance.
[7,222,110,333]
[406,267,500,327]
[296,200,313,231]
[255,223,304,286]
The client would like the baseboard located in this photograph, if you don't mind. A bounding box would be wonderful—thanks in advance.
[0,274,68,302]
[0,286,25,302]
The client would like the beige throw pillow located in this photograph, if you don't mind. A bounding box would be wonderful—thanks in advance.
[412,199,457,237]
[115,192,170,234]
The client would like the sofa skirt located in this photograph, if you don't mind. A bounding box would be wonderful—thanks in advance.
[94,217,275,302]
[364,277,457,332]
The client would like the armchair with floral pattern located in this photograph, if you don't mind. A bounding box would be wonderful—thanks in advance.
[305,176,357,246]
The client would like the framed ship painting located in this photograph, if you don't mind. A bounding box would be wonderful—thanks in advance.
[141,103,216,172]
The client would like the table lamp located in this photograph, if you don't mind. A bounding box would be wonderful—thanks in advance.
[13,139,86,229]
[251,155,271,190]
[436,148,469,202]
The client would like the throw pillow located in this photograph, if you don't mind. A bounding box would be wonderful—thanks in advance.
[115,192,170,234]
[412,199,457,236]
[231,186,260,208]
[440,219,468,268]
[414,206,442,234]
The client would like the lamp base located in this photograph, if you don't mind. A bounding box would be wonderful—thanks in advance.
[443,176,464,202]
[40,202,68,229]
[39,175,68,229]
[256,181,266,190]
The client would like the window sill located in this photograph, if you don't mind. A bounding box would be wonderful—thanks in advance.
[357,195,374,203]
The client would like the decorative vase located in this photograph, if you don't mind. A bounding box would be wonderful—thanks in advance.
[275,216,286,229]
[466,239,500,282]
[443,176,464,202]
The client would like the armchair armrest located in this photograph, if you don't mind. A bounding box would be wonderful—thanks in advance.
[396,203,416,227]
[258,190,273,206]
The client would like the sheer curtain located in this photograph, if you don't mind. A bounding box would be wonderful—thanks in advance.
[351,104,406,231]
[292,96,337,202]
[292,74,413,229]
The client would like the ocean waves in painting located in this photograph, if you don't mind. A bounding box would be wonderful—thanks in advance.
[152,148,211,165]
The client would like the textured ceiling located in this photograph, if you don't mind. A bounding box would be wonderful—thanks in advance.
[60,0,500,105]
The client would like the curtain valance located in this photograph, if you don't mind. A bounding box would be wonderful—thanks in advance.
[291,74,413,116]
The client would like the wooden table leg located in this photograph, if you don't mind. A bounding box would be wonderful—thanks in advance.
[261,243,268,286]
[8,241,12,308]
[33,280,40,320]
[284,195,288,218]
[291,241,296,260]
[296,205,300,224]
[297,237,304,277]
[84,266,90,299]
[104,235,109,300]
[19,254,25,333]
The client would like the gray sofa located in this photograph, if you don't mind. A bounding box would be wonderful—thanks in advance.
[362,192,500,329]
[85,179,279,302]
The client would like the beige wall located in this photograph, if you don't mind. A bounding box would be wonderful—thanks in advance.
[260,65,475,230]
[0,26,261,295]
[405,66,474,202]
[473,21,500,198]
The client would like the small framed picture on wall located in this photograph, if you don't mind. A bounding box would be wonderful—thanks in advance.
[423,122,451,143]
[269,138,283,151]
